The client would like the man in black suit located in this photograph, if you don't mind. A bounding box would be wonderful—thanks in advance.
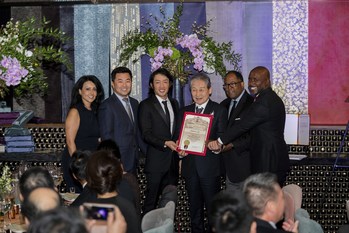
[208,66,290,186]
[98,67,146,175]
[69,150,94,207]
[138,68,179,214]
[220,71,254,191]
[243,173,298,233]
[176,73,227,233]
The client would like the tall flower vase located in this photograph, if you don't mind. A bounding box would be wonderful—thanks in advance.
[0,86,13,112]
[172,78,185,108]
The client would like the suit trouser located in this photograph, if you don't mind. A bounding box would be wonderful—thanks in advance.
[184,173,221,233]
[143,171,169,214]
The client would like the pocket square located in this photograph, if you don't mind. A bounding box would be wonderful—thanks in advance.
[235,118,241,120]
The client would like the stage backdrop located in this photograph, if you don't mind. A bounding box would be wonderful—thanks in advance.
[4,0,348,124]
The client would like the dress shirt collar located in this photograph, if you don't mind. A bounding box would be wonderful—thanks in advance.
[114,92,130,103]
[268,221,277,229]
[195,99,209,110]
[233,89,245,104]
[155,94,169,104]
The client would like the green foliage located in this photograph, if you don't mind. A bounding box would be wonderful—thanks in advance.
[117,2,242,86]
[0,17,72,99]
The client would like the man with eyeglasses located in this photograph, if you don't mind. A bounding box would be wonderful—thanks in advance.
[220,71,254,191]
[208,66,289,187]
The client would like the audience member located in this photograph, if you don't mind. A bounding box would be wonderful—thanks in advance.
[98,139,141,216]
[27,207,88,233]
[220,70,254,191]
[63,75,105,192]
[85,150,142,233]
[69,150,95,207]
[176,73,227,233]
[138,68,180,214]
[98,66,147,175]
[21,187,62,225]
[27,205,126,233]
[208,66,290,186]
[209,190,254,233]
[243,173,298,233]
[19,166,55,201]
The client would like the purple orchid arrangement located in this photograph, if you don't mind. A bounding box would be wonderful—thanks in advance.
[118,3,241,86]
[0,56,29,86]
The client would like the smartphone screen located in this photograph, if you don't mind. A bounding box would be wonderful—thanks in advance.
[84,205,114,221]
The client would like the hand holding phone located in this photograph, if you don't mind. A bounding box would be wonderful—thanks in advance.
[83,203,115,221]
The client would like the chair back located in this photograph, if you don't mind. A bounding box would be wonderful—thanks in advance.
[141,201,175,233]
[282,184,302,221]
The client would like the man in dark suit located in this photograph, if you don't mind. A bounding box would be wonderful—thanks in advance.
[209,66,290,186]
[243,173,298,233]
[176,73,227,233]
[69,150,94,207]
[98,67,146,175]
[138,68,179,214]
[220,71,254,191]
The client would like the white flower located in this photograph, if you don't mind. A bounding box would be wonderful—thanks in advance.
[203,63,215,74]
[25,50,33,57]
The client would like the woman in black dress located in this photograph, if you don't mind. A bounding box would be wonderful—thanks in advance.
[63,75,104,192]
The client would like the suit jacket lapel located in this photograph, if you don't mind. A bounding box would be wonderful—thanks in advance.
[229,95,245,125]
[112,94,133,125]
[169,98,177,135]
[152,95,169,128]
[203,100,214,115]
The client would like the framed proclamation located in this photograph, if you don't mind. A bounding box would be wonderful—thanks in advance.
[178,112,213,156]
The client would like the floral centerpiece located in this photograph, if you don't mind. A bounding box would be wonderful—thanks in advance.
[0,17,71,99]
[118,3,242,86]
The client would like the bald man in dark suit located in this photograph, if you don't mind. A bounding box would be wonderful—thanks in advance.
[209,66,290,186]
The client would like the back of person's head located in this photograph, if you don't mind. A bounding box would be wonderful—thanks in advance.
[27,206,88,233]
[210,190,253,233]
[69,150,91,182]
[21,187,63,223]
[243,172,279,217]
[86,150,123,195]
[19,166,55,201]
[97,139,121,160]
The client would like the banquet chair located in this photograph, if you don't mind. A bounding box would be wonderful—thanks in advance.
[282,184,302,222]
[141,201,175,233]
[283,184,323,233]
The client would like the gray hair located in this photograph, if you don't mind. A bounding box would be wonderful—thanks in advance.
[190,73,211,89]
[243,172,279,217]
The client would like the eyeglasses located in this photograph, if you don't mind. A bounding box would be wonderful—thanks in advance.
[223,81,242,88]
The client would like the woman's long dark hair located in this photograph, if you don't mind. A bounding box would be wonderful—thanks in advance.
[69,75,104,111]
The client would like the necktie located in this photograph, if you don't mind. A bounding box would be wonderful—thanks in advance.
[162,100,171,129]
[228,100,237,119]
[196,106,203,114]
[122,98,134,124]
